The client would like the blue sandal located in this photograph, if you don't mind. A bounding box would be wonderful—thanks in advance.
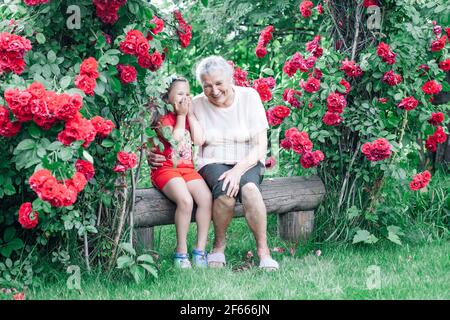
[174,252,192,269]
[192,249,208,268]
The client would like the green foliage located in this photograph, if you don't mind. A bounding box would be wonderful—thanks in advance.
[116,242,158,284]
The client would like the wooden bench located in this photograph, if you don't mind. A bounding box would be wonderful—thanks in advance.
[134,175,326,248]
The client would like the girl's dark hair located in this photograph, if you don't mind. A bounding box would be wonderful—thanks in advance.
[161,76,188,102]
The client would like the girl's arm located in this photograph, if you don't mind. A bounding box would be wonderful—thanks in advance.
[171,96,189,141]
[171,114,187,141]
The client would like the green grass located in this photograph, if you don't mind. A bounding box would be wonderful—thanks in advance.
[23,216,450,300]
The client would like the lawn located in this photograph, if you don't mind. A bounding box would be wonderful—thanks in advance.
[26,216,450,300]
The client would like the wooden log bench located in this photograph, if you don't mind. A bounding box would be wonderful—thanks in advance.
[134,175,326,249]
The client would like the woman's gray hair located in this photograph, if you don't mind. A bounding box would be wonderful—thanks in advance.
[195,56,234,85]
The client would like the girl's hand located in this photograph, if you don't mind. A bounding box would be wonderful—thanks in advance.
[187,96,194,115]
[174,97,189,116]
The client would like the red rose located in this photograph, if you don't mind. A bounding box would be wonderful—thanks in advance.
[326,93,347,113]
[428,112,444,126]
[299,1,314,18]
[422,80,442,95]
[283,88,302,108]
[117,151,137,169]
[361,138,392,162]
[232,65,250,87]
[79,57,99,79]
[290,131,313,155]
[117,64,137,84]
[65,172,87,193]
[265,156,276,169]
[340,58,364,77]
[397,96,418,111]
[425,135,437,152]
[300,150,324,168]
[382,70,402,86]
[150,16,164,35]
[272,105,291,119]
[409,171,431,191]
[74,74,97,96]
[431,35,447,52]
[439,59,450,71]
[338,79,351,95]
[364,0,379,7]
[285,127,299,139]
[252,81,272,102]
[323,112,343,126]
[433,126,447,144]
[376,42,396,64]
[18,202,38,229]
[255,45,267,58]
[75,159,95,181]
[280,138,292,150]
[300,77,321,93]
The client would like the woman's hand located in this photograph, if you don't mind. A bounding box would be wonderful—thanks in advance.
[218,167,244,198]
[146,147,166,169]
[174,97,189,116]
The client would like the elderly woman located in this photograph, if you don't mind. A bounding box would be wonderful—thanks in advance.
[148,56,279,270]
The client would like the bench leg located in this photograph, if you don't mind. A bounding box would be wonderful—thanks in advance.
[277,211,314,244]
[134,227,154,250]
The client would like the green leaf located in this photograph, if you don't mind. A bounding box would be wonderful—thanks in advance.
[47,50,57,63]
[36,33,46,44]
[47,141,63,151]
[352,230,378,244]
[119,242,136,256]
[15,139,36,151]
[136,254,154,264]
[110,76,122,93]
[116,255,134,269]
[85,226,98,234]
[140,263,158,279]
[262,68,274,76]
[387,225,403,245]
[83,150,94,164]
[131,265,145,284]
[60,76,72,89]
[7,238,24,251]
[58,148,73,161]
[101,139,114,148]
[3,227,16,243]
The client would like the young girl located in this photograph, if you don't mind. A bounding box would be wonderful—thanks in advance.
[150,77,212,268]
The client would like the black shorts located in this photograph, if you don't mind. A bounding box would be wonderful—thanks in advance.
[198,162,265,203]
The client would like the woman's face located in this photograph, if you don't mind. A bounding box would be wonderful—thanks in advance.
[168,81,190,106]
[201,70,233,107]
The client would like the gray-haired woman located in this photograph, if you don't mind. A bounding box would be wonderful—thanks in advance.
[148,56,279,270]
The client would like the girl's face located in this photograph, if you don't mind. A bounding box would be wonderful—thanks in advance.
[167,81,190,106]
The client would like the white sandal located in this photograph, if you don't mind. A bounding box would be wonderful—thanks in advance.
[207,252,226,268]
[259,256,279,271]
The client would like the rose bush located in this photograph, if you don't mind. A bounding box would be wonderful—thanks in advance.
[0,0,193,287]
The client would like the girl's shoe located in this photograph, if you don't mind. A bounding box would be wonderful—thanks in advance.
[174,252,192,269]
[192,249,208,268]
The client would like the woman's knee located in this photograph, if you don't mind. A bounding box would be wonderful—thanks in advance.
[215,194,236,211]
[241,183,263,204]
